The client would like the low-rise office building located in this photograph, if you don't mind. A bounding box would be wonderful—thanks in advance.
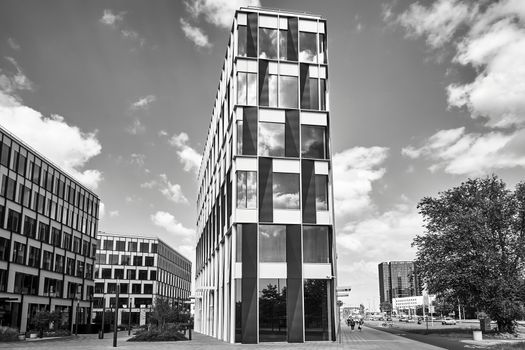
[0,126,100,332]
[93,232,191,326]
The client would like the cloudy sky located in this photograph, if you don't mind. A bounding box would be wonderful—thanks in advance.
[1,0,524,309]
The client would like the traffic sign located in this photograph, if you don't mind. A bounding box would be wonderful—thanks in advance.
[336,285,351,292]
[337,293,349,297]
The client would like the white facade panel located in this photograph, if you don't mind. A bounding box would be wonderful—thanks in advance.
[238,13,247,25]
[316,211,330,225]
[273,209,301,224]
[299,19,318,33]
[273,159,300,173]
[268,61,279,74]
[260,263,287,278]
[303,263,332,279]
[236,209,258,223]
[301,111,327,126]
[236,157,258,171]
[259,108,285,123]
[309,65,319,78]
[234,262,242,278]
[279,62,299,76]
[279,17,288,30]
[315,161,329,174]
[259,15,278,28]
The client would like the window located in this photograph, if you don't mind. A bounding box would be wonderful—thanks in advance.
[28,246,40,268]
[129,242,137,252]
[300,66,319,110]
[43,250,53,270]
[133,256,142,266]
[121,255,130,265]
[273,173,300,209]
[127,270,136,280]
[0,269,7,292]
[143,284,153,294]
[63,233,72,250]
[259,65,278,107]
[66,257,75,275]
[103,239,113,250]
[237,25,247,57]
[259,278,287,342]
[279,75,298,108]
[132,284,141,294]
[86,263,93,279]
[82,240,89,256]
[299,32,317,63]
[259,27,278,59]
[0,237,9,261]
[140,242,149,253]
[109,254,118,264]
[107,283,117,293]
[0,142,10,167]
[114,269,124,279]
[1,175,16,201]
[23,216,37,238]
[17,154,26,176]
[19,185,31,207]
[237,72,257,106]
[101,268,112,279]
[259,122,285,157]
[149,270,157,280]
[73,237,81,253]
[0,205,4,229]
[116,240,125,251]
[32,163,41,184]
[259,225,286,262]
[120,283,128,294]
[14,272,39,295]
[76,261,84,277]
[151,243,157,253]
[315,175,329,210]
[304,279,329,340]
[95,283,104,293]
[138,270,148,280]
[303,226,330,263]
[51,228,61,247]
[145,256,154,266]
[39,223,50,243]
[301,125,326,159]
[319,33,327,64]
[279,19,298,61]
[55,255,64,273]
[13,241,25,264]
[236,171,257,209]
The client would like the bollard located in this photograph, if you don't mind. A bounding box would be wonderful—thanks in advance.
[473,330,482,341]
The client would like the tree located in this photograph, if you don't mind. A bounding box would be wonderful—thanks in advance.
[413,175,525,333]
[29,310,61,337]
[380,301,392,314]
[149,297,190,331]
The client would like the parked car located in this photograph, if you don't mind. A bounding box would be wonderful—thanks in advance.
[442,317,456,325]
[386,317,392,321]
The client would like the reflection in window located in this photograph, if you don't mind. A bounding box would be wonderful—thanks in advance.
[319,33,327,64]
[273,173,300,209]
[236,121,243,155]
[238,25,247,57]
[301,77,319,110]
[279,75,298,108]
[315,175,329,210]
[303,226,330,263]
[259,225,286,262]
[260,72,278,107]
[259,278,287,342]
[320,79,327,110]
[237,72,257,106]
[304,279,329,340]
[259,28,277,59]
[237,171,257,209]
[299,32,317,63]
[259,122,284,157]
[301,125,326,159]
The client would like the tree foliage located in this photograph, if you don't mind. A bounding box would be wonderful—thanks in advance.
[413,175,525,333]
[149,297,191,331]
[380,301,392,314]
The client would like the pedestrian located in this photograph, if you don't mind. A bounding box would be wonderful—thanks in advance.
[350,319,355,330]
[358,319,363,331]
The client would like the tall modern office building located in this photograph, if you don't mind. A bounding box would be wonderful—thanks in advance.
[0,126,100,333]
[378,261,422,305]
[93,232,192,326]
[194,7,336,344]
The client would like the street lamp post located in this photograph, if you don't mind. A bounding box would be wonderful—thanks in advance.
[100,293,105,339]
[113,283,119,347]
[128,271,131,336]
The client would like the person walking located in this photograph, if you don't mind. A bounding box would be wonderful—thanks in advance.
[350,318,355,330]
[358,319,363,331]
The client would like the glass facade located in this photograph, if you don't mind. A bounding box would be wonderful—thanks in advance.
[195,8,334,344]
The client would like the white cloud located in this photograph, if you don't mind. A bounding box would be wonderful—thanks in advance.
[180,18,212,48]
[126,118,145,135]
[151,211,194,238]
[7,38,21,50]
[169,132,202,174]
[130,153,146,166]
[184,0,261,28]
[109,210,120,217]
[140,180,157,189]
[130,95,156,110]
[99,9,124,27]
[332,146,389,219]
[0,57,33,96]
[0,91,103,189]
[159,174,189,204]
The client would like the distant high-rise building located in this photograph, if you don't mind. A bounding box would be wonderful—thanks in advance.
[0,126,100,333]
[93,232,191,327]
[194,7,337,344]
[378,261,422,305]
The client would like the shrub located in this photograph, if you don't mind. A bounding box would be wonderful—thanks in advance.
[0,326,20,342]
[128,325,187,342]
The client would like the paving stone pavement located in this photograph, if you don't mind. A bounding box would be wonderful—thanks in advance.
[0,325,445,350]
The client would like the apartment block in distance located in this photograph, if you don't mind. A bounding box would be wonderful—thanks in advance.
[93,232,192,326]
[195,7,336,344]
[378,261,422,305]
[0,126,100,333]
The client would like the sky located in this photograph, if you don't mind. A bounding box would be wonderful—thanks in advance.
[1,0,524,310]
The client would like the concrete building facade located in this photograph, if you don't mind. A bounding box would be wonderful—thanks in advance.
[93,232,191,326]
[0,126,100,333]
[194,7,337,344]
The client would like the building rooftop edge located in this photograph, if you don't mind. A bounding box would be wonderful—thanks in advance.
[0,124,100,198]
[238,6,325,19]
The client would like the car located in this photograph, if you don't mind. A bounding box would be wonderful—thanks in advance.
[442,317,456,325]
[406,318,415,323]
[386,317,393,321]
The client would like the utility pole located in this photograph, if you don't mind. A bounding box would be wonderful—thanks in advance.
[113,284,119,347]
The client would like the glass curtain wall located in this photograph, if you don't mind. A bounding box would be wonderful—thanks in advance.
[259,278,287,342]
